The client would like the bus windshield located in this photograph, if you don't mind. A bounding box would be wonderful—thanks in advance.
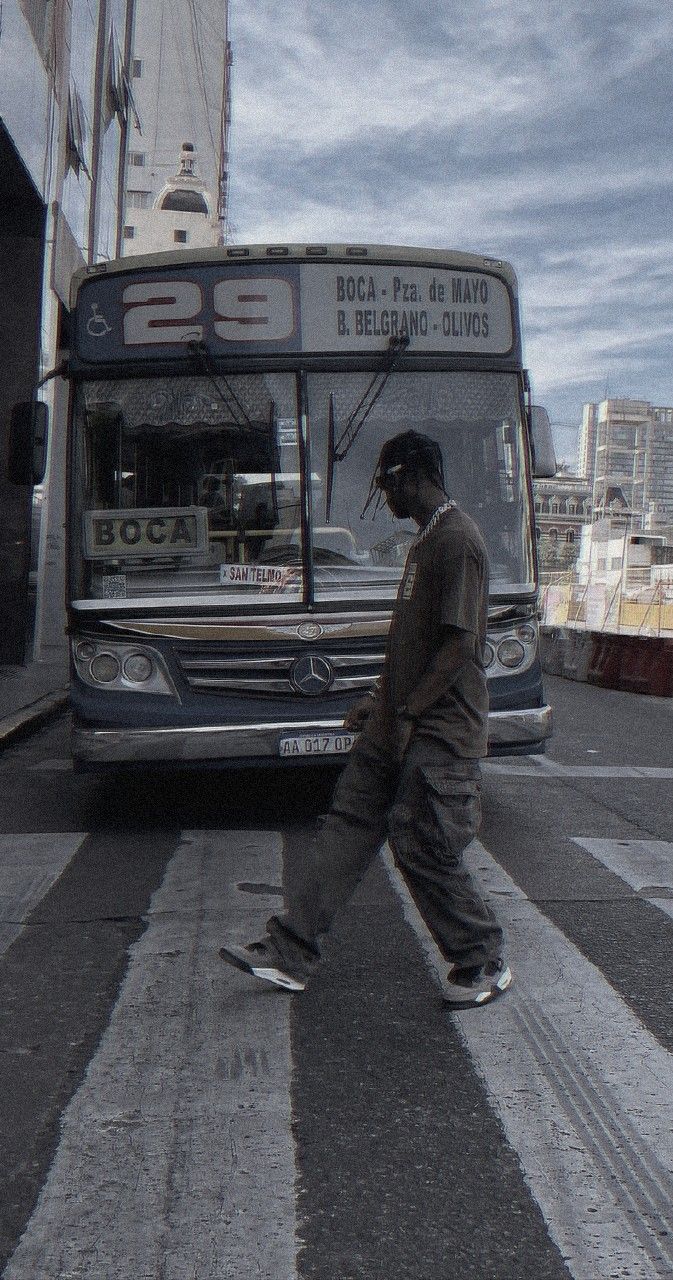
[71,369,534,607]
[72,372,305,605]
[307,369,534,601]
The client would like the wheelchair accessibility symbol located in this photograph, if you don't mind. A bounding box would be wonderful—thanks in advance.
[87,303,112,338]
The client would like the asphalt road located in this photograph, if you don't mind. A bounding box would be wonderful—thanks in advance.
[1,675,672,1279]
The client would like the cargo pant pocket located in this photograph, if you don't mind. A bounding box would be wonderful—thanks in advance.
[419,770,482,863]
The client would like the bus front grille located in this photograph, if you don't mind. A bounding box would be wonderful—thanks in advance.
[176,647,386,696]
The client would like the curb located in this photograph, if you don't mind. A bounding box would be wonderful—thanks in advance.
[540,628,673,697]
[0,688,70,750]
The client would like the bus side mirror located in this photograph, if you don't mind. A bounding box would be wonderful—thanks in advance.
[530,405,557,477]
[7,401,49,486]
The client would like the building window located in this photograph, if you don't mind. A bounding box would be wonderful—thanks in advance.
[66,83,90,177]
[123,225,136,240]
[132,58,143,78]
[566,530,574,544]
[174,229,188,244]
[129,151,145,167]
[126,190,150,210]
[611,556,622,571]
[20,0,52,63]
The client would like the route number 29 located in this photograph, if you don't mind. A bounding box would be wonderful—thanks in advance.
[122,278,296,346]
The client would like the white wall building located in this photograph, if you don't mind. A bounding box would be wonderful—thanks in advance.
[577,519,673,591]
[0,0,135,664]
[123,0,232,255]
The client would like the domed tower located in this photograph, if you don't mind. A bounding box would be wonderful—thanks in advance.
[158,143,210,218]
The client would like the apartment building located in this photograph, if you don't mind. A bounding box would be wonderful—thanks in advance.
[0,0,135,663]
[577,401,598,482]
[122,0,232,255]
[580,398,673,526]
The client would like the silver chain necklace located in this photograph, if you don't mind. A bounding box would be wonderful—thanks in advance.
[413,501,455,547]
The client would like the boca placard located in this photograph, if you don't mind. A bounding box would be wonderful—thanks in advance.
[83,508,209,558]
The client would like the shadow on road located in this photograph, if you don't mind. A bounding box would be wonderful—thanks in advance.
[78,761,342,831]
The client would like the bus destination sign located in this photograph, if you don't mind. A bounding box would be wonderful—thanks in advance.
[75,262,514,364]
[83,507,208,558]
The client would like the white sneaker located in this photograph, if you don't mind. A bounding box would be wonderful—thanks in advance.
[219,940,306,992]
[444,959,512,1009]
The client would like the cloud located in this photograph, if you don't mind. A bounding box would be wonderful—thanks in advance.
[227,0,673,433]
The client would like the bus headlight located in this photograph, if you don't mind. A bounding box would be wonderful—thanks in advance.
[496,638,526,669]
[123,653,153,683]
[90,653,121,683]
[72,637,179,698]
[486,616,538,677]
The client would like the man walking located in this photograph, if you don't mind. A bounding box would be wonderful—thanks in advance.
[220,430,511,1008]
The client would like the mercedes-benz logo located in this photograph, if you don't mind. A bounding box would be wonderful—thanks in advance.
[290,653,334,696]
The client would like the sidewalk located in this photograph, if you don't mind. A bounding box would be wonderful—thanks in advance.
[0,655,70,749]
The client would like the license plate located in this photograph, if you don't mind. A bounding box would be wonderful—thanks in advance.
[279,733,355,758]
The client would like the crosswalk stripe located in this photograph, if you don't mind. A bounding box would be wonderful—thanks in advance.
[0,834,86,957]
[4,831,299,1280]
[383,840,673,1280]
[572,839,673,921]
[5,825,672,1278]
[483,759,673,779]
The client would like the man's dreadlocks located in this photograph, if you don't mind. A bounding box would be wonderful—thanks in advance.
[361,430,450,519]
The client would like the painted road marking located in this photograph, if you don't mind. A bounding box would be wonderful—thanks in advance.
[4,831,299,1280]
[0,833,86,957]
[384,841,673,1280]
[483,757,673,779]
[573,838,673,922]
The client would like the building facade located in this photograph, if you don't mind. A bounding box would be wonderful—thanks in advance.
[0,0,136,664]
[577,401,598,481]
[580,398,673,527]
[122,0,232,255]
[533,468,592,579]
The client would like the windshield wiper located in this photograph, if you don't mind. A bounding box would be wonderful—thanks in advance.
[186,339,261,434]
[325,335,409,522]
[332,335,410,462]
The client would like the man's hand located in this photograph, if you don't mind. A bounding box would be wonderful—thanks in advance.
[343,696,374,733]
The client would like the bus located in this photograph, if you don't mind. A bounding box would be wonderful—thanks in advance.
[65,243,555,769]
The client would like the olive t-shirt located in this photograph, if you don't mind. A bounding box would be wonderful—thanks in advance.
[379,506,489,758]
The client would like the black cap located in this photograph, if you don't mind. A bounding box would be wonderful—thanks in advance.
[377,430,444,481]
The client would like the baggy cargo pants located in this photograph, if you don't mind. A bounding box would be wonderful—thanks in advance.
[266,726,503,978]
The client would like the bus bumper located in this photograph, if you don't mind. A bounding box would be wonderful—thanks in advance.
[71,705,553,767]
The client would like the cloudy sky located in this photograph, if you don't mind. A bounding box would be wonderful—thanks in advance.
[227,0,673,461]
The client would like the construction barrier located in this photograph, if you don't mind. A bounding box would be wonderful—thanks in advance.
[540,627,673,697]
[561,629,594,683]
[541,582,673,636]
